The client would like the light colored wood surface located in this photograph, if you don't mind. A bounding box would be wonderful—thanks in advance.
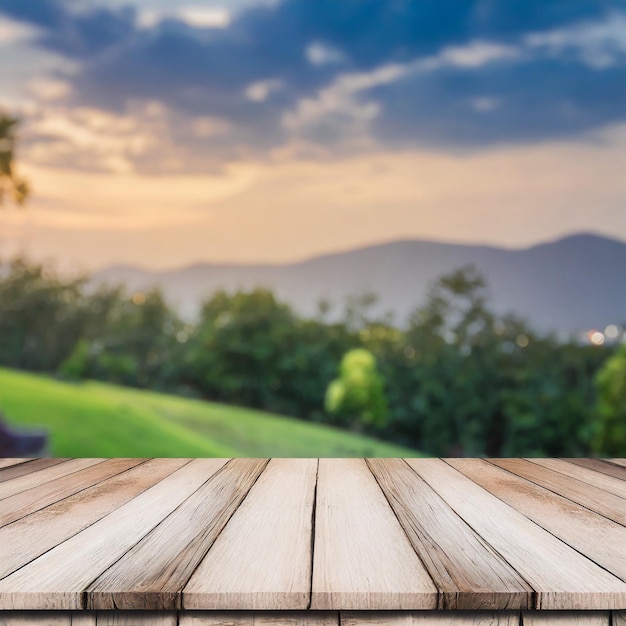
[490,459,626,526]
[614,612,626,625]
[0,458,104,500]
[0,458,145,528]
[341,612,519,625]
[367,458,530,610]
[89,458,269,610]
[0,459,31,470]
[446,459,626,581]
[179,612,339,626]
[0,458,188,580]
[405,459,626,610]
[94,613,177,625]
[311,459,437,610]
[0,458,66,483]
[521,612,609,624]
[184,459,317,610]
[0,458,625,613]
[610,459,626,468]
[527,459,626,500]
[0,459,227,610]
[567,458,626,481]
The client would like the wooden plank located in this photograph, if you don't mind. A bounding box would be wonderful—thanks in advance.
[340,612,518,625]
[0,459,31,470]
[610,459,626,468]
[0,458,104,500]
[311,459,437,611]
[614,611,626,625]
[0,458,145,528]
[490,459,626,526]
[405,458,626,610]
[528,459,626,500]
[0,458,188,580]
[0,458,66,483]
[447,459,626,582]
[0,458,228,610]
[184,458,317,610]
[522,611,609,624]
[567,458,626,481]
[89,458,269,610]
[367,458,530,610]
[95,613,177,625]
[179,612,339,626]
[0,612,73,625]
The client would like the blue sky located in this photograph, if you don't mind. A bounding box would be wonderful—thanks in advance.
[0,0,625,269]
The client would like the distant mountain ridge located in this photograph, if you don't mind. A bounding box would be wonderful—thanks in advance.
[93,233,626,334]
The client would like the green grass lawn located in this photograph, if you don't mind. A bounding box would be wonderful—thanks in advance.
[0,368,422,457]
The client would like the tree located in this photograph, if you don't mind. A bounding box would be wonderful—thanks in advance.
[325,348,388,430]
[593,344,626,456]
[0,114,29,206]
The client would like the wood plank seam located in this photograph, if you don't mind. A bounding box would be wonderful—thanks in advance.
[364,460,441,603]
[306,459,320,611]
[485,459,626,529]
[173,458,272,609]
[0,458,151,529]
[448,459,626,585]
[85,458,253,610]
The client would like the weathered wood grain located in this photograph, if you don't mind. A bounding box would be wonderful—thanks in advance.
[0,459,227,610]
[340,612,518,625]
[446,459,626,581]
[521,611,609,624]
[528,459,626,500]
[89,458,269,610]
[609,459,626,468]
[179,612,339,626]
[184,459,317,610]
[614,611,626,625]
[566,458,626,481]
[0,612,73,625]
[0,459,31,470]
[95,613,177,625]
[367,458,530,610]
[311,459,437,610]
[0,458,145,528]
[0,458,66,483]
[0,458,104,500]
[405,458,626,610]
[490,459,626,526]
[0,458,187,580]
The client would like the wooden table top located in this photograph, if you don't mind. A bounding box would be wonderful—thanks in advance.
[0,457,625,613]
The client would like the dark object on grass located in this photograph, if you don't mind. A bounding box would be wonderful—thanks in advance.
[0,413,48,457]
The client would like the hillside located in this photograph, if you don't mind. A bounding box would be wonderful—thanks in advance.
[93,233,626,334]
[0,369,420,458]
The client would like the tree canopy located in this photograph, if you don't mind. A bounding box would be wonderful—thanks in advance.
[0,114,29,207]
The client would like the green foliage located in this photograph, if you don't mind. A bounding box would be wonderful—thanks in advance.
[325,348,388,429]
[0,368,420,457]
[594,344,626,455]
[0,256,619,456]
[0,114,30,206]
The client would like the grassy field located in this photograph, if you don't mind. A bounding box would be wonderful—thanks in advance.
[0,368,422,457]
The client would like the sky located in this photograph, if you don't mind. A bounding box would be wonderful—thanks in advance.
[0,0,625,270]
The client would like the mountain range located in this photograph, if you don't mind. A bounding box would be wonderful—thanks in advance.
[93,233,626,334]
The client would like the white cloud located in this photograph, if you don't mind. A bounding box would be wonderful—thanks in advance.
[305,42,346,66]
[27,78,72,102]
[0,17,39,45]
[192,116,231,137]
[137,6,230,29]
[244,79,283,102]
[471,97,501,113]
[525,12,626,68]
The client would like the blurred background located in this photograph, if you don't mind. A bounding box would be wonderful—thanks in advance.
[0,0,625,458]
